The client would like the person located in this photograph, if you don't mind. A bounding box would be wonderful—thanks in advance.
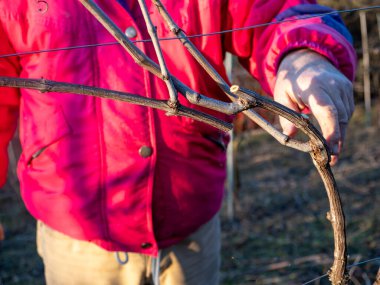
[0,0,356,284]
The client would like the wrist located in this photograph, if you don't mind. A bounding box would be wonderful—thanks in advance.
[279,49,332,72]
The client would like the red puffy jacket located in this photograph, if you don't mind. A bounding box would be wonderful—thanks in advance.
[0,0,355,255]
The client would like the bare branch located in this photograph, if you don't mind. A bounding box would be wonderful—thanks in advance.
[71,1,349,283]
[150,0,312,153]
[174,80,249,115]
[151,0,234,98]
[231,86,348,285]
[0,2,350,283]
[0,76,232,132]
[79,0,161,77]
[151,1,348,283]
[78,0,247,116]
[231,85,316,153]
[137,0,178,107]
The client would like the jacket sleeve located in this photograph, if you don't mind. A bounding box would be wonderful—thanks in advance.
[0,22,21,188]
[222,0,357,95]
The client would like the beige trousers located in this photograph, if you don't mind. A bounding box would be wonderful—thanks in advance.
[37,215,220,285]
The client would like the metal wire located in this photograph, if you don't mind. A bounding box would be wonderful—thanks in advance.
[302,256,380,285]
[0,5,379,59]
[1,3,379,284]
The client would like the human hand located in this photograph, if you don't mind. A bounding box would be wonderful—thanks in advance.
[274,49,354,165]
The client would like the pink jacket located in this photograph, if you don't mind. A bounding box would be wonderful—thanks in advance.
[0,0,355,255]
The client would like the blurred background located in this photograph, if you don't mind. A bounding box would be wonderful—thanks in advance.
[1,1,379,284]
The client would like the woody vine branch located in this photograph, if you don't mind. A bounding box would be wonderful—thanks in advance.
[149,2,348,283]
[0,1,350,284]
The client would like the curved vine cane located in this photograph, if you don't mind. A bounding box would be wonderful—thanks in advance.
[0,0,349,284]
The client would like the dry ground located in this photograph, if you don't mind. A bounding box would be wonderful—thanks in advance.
[220,104,380,284]
[0,104,379,285]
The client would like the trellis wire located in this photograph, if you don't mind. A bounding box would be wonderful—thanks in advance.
[0,2,378,284]
[0,5,379,59]
[302,257,380,285]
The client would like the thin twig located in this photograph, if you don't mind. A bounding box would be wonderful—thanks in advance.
[137,0,178,108]
[79,0,162,77]
[151,1,348,283]
[151,0,234,98]
[151,0,313,153]
[78,0,248,116]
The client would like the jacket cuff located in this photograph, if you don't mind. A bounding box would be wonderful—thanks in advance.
[260,17,357,95]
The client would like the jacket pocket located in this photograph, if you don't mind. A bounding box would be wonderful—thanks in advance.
[20,104,72,168]
[203,132,228,152]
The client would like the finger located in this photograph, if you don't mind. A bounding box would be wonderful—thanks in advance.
[326,86,350,157]
[323,79,352,165]
[341,80,355,119]
[330,121,346,166]
[344,90,354,119]
[336,82,352,165]
[330,124,345,166]
[274,91,300,137]
[306,90,341,155]
[339,122,347,150]
[337,83,350,150]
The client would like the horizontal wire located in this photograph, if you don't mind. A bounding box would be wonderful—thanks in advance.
[301,273,329,285]
[0,5,379,59]
[301,256,380,285]
[1,5,379,283]
[348,257,380,268]
[185,5,380,38]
